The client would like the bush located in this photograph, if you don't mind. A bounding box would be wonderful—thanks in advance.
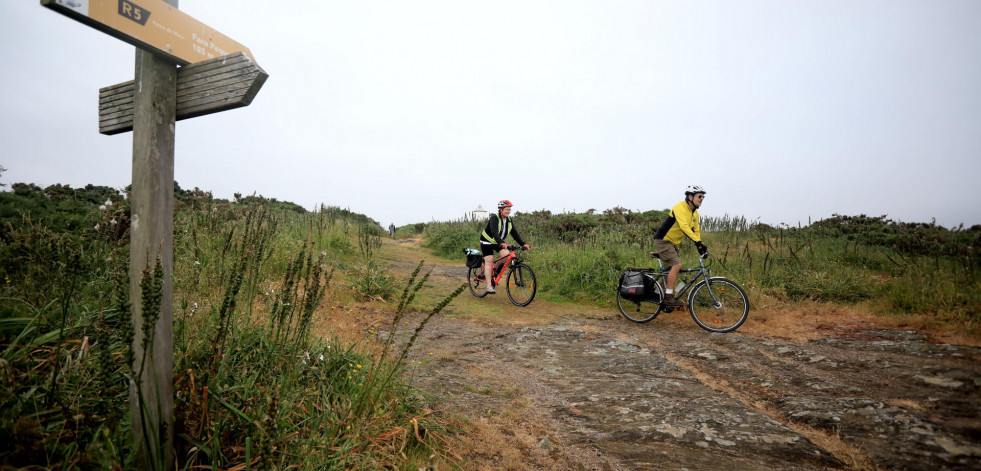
[347,261,396,301]
[1,182,450,469]
[402,210,979,322]
[422,221,481,258]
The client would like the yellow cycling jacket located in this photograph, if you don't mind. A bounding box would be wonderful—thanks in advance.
[653,201,701,246]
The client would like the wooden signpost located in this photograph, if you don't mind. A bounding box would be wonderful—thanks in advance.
[42,1,266,468]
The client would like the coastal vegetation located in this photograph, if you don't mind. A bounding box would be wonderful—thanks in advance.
[415,208,980,326]
[0,182,461,469]
[2,181,977,468]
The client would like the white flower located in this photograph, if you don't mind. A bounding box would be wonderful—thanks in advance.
[318,354,324,361]
[104,199,112,206]
[194,260,201,265]
[110,218,117,225]
[94,224,100,230]
[99,205,106,211]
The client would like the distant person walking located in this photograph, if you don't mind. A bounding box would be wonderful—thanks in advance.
[653,186,708,307]
[479,200,530,294]
[388,222,396,238]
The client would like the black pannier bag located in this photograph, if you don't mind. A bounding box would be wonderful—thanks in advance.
[619,270,646,299]
[464,248,484,268]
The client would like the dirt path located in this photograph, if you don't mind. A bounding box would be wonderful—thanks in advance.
[377,238,981,470]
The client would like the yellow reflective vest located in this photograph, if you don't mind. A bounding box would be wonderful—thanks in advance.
[480,213,526,246]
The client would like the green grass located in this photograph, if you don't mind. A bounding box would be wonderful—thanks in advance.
[1,185,463,469]
[4,184,979,468]
[413,210,981,323]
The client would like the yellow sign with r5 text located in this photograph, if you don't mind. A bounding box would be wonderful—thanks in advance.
[42,0,254,66]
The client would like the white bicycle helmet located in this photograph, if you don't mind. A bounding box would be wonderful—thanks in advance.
[685,185,706,195]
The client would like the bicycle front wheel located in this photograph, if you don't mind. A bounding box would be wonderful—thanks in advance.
[467,265,488,298]
[688,277,749,333]
[505,264,537,306]
[616,290,663,323]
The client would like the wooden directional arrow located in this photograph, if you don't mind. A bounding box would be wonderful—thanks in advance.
[98,51,267,135]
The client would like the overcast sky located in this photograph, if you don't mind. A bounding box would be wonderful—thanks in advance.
[3,1,980,229]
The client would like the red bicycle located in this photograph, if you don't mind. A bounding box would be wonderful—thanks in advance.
[467,246,537,306]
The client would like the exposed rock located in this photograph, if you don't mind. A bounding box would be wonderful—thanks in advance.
[403,316,980,470]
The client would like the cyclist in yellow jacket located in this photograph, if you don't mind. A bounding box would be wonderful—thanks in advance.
[653,185,708,307]
[479,200,530,294]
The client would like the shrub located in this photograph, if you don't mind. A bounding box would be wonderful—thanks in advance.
[347,261,396,301]
[1,182,453,469]
[422,221,480,258]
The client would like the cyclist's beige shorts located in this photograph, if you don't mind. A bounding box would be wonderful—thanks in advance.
[654,239,681,267]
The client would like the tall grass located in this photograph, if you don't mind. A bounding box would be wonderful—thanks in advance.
[1,198,131,468]
[413,210,981,323]
[1,187,464,469]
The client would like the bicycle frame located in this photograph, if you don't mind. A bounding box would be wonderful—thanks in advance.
[479,248,524,287]
[632,253,717,308]
[618,252,749,331]
[468,245,537,306]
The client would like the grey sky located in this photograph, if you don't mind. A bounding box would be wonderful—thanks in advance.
[3,1,980,229]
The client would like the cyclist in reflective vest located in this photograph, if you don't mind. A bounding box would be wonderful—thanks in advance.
[653,185,709,307]
[479,200,530,294]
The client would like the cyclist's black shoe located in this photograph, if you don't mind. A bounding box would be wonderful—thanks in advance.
[662,293,683,307]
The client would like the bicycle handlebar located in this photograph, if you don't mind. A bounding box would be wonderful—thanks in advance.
[698,252,714,267]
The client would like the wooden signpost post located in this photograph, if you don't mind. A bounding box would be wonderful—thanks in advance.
[42,1,267,468]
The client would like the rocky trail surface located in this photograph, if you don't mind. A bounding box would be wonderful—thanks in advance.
[379,239,981,470]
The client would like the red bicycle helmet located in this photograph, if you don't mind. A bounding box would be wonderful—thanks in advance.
[498,200,514,209]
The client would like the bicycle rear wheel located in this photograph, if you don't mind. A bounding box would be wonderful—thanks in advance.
[688,277,749,333]
[467,265,488,298]
[616,291,663,323]
[505,264,537,306]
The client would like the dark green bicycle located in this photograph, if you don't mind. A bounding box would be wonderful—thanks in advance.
[616,252,749,333]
